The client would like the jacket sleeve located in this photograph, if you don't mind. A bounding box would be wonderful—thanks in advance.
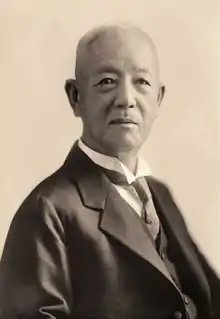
[0,194,73,319]
[169,183,220,319]
[191,240,220,319]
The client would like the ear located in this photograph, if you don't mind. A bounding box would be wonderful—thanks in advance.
[65,78,81,117]
[157,83,166,106]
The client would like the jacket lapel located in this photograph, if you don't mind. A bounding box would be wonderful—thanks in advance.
[63,142,109,210]
[99,182,180,289]
[147,176,211,304]
[63,144,180,293]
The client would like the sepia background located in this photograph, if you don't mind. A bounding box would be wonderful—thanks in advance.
[0,0,219,274]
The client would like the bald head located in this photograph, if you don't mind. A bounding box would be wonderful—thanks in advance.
[75,22,160,83]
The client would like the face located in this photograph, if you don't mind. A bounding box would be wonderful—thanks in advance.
[70,29,163,156]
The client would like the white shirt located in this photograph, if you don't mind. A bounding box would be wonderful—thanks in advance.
[78,139,152,216]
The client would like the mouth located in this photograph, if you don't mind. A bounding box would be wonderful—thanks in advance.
[109,118,138,125]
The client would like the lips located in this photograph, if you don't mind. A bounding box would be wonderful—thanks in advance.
[109,118,137,125]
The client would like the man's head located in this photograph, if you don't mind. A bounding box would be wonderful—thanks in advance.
[65,22,165,157]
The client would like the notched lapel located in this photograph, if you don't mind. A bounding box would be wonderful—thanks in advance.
[63,143,109,210]
[99,183,179,290]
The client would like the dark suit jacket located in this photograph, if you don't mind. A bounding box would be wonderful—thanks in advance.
[0,144,219,319]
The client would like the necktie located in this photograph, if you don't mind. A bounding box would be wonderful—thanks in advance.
[103,168,160,240]
[132,177,160,240]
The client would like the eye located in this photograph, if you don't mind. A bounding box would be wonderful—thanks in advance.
[96,77,116,87]
[136,78,151,86]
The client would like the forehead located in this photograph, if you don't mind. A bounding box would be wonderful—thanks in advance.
[80,29,157,77]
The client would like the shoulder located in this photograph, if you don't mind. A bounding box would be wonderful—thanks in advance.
[11,166,82,229]
[147,175,180,208]
[147,175,173,197]
[147,175,188,226]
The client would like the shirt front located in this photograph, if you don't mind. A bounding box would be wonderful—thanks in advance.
[78,139,152,216]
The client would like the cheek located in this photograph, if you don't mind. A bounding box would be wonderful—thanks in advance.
[79,100,105,128]
[138,98,158,137]
[139,95,158,119]
[84,92,113,118]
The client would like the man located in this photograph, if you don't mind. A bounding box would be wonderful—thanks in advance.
[0,22,219,319]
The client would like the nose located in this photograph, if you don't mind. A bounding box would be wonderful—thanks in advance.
[114,79,136,109]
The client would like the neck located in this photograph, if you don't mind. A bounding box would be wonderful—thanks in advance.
[81,137,139,174]
[115,151,138,174]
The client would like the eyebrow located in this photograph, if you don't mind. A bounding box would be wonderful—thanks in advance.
[132,67,151,75]
[94,66,151,76]
[94,66,121,75]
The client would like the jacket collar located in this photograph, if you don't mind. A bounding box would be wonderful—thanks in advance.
[63,142,109,210]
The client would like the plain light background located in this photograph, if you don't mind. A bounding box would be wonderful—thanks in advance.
[0,0,219,274]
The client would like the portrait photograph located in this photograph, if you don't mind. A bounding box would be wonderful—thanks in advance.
[0,1,219,318]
